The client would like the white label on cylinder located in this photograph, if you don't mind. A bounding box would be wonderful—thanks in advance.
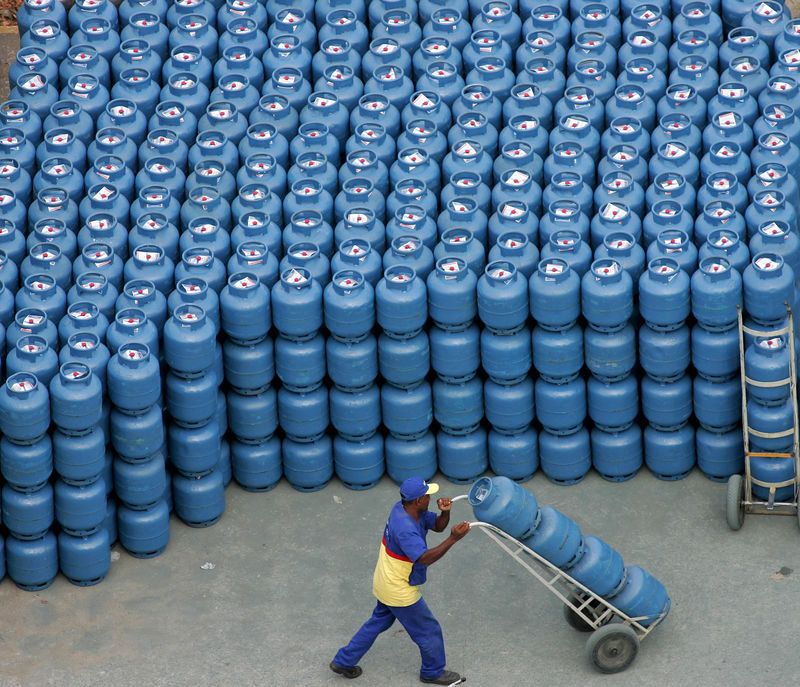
[397,240,418,253]
[517,87,535,98]
[656,263,676,274]
[131,284,152,296]
[601,203,627,220]
[633,33,653,46]
[338,276,357,289]
[594,261,620,276]
[717,113,737,128]
[135,250,160,262]
[412,93,433,108]
[663,143,686,158]
[663,234,684,247]
[557,237,575,247]
[715,145,737,157]
[180,282,199,293]
[456,177,474,187]
[124,347,144,360]
[507,171,529,185]
[713,177,731,189]
[31,279,51,291]
[705,261,728,273]
[611,149,632,162]
[489,267,510,279]
[544,262,564,275]
[10,380,34,392]
[759,337,783,348]
[760,193,779,206]
[555,206,575,217]
[455,143,475,155]
[278,73,297,84]
[122,316,141,325]
[764,222,785,235]
[611,238,632,249]
[401,151,423,164]
[189,253,211,265]
[92,186,114,200]
[390,272,409,282]
[311,95,333,107]
[755,256,779,270]
[500,203,521,217]
[722,87,744,98]
[564,116,588,130]
[88,218,108,229]
[285,269,307,284]
[441,260,460,273]
[178,310,198,322]
[347,212,368,224]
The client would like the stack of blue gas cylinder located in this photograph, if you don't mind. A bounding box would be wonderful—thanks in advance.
[0,0,798,589]
[469,475,670,626]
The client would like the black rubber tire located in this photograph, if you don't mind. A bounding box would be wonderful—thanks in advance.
[563,602,595,632]
[586,624,640,674]
[726,474,745,531]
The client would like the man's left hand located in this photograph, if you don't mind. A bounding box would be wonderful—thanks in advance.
[437,497,452,512]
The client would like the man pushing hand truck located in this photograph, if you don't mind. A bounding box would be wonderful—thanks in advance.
[330,477,471,686]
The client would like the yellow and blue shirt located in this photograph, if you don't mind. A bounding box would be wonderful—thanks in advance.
[372,502,437,607]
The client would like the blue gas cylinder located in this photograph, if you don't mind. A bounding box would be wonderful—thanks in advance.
[529,258,580,330]
[584,323,636,382]
[274,332,325,390]
[1,434,52,492]
[0,372,50,444]
[219,273,270,345]
[639,323,691,381]
[694,201,745,248]
[486,427,537,482]
[638,258,691,330]
[432,372,483,432]
[113,452,166,509]
[691,323,739,381]
[116,499,170,557]
[6,334,59,385]
[279,242,329,287]
[109,405,164,461]
[58,528,110,586]
[535,375,586,434]
[282,434,334,492]
[567,533,627,595]
[168,420,221,477]
[519,504,584,568]
[745,336,792,406]
[384,431,436,484]
[593,173,645,222]
[566,31,616,76]
[429,323,481,383]
[2,481,53,539]
[743,253,794,325]
[172,469,225,527]
[230,436,281,492]
[480,321,532,382]
[163,304,217,376]
[646,229,698,275]
[539,426,591,485]
[587,373,638,431]
[105,342,160,414]
[484,377,535,433]
[601,116,651,162]
[611,565,670,626]
[745,193,797,245]
[165,368,218,427]
[690,257,742,330]
[381,381,433,439]
[469,475,539,539]
[227,386,278,442]
[271,267,323,339]
[581,259,633,332]
[54,476,105,535]
[538,200,590,248]
[378,330,429,388]
[695,426,743,481]
[693,375,740,432]
[383,237,435,282]
[6,531,58,590]
[278,384,329,441]
[49,361,102,434]
[352,93,402,139]
[223,335,274,393]
[644,422,695,480]
[326,335,378,391]
[641,373,692,430]
[436,426,488,484]
[426,257,478,330]
[323,270,375,341]
[329,384,381,440]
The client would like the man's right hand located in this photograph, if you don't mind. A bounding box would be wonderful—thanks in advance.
[450,521,470,541]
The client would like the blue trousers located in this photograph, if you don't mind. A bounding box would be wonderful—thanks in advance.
[333,597,446,679]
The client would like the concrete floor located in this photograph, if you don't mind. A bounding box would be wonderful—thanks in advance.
[2,468,799,687]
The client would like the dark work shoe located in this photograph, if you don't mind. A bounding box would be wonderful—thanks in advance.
[420,669,464,685]
[329,661,362,679]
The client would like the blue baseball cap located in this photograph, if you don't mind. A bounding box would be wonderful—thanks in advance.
[400,477,440,501]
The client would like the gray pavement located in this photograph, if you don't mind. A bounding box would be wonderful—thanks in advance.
[1,468,799,687]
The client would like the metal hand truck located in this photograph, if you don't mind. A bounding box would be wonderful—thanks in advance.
[451,495,669,674]
[727,304,800,530]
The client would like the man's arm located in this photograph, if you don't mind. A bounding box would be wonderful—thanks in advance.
[416,522,470,567]
[433,497,452,532]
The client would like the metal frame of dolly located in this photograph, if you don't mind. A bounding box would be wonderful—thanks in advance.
[727,304,800,530]
[451,495,668,673]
